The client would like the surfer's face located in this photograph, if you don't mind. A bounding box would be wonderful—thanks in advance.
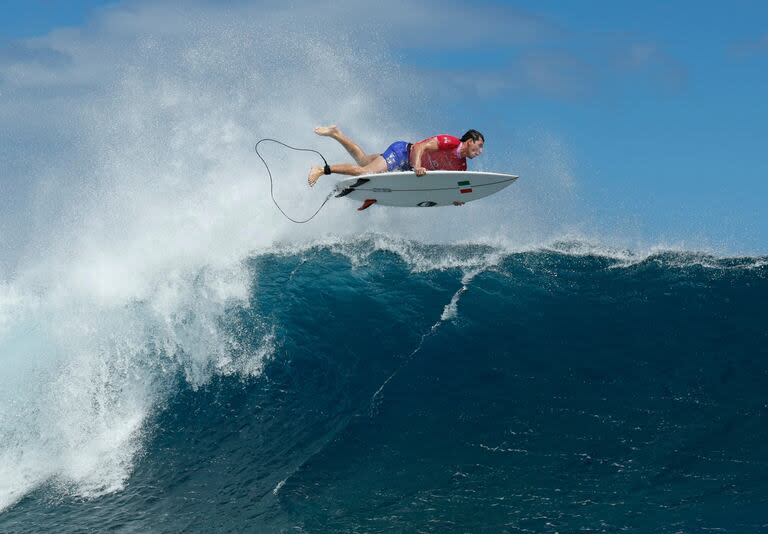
[465,138,484,159]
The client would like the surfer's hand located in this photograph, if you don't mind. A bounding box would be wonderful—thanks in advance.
[452,201,465,206]
[414,167,427,176]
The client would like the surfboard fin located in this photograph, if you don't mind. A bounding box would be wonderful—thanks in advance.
[357,199,377,211]
[335,178,370,198]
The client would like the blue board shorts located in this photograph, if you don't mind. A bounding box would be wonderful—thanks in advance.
[381,141,412,172]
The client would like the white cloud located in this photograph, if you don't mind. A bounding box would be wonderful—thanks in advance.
[612,41,687,90]
[730,34,768,58]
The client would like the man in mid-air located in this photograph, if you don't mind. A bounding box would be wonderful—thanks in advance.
[307,125,484,187]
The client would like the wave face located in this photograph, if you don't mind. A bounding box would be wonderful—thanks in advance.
[2,238,766,533]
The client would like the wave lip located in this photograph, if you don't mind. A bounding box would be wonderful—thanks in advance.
[266,233,768,273]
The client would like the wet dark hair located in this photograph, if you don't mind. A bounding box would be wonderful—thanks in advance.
[460,129,484,143]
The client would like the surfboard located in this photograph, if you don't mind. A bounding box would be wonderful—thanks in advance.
[333,171,518,210]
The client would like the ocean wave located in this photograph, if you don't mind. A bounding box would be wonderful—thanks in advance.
[1,236,766,532]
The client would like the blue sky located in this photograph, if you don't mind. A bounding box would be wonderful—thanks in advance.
[1,0,117,38]
[1,0,767,254]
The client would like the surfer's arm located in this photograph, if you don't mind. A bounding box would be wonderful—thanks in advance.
[411,138,439,176]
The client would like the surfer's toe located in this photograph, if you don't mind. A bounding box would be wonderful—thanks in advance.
[308,166,324,187]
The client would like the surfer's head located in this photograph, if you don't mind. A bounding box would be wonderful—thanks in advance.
[461,130,484,159]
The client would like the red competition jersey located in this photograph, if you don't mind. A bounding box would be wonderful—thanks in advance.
[411,134,467,171]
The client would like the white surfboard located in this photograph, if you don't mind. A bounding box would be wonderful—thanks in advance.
[333,171,518,210]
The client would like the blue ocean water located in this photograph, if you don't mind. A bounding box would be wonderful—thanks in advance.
[1,238,767,533]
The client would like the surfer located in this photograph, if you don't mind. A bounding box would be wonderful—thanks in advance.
[307,126,484,187]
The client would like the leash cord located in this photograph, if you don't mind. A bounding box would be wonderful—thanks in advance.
[255,138,333,224]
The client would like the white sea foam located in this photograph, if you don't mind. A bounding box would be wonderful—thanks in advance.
[440,270,483,322]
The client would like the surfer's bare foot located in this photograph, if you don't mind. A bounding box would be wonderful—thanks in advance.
[308,166,324,187]
[314,125,339,137]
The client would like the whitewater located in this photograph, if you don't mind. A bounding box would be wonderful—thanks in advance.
[1,3,767,532]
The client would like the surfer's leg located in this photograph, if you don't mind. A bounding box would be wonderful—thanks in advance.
[334,156,388,176]
[308,155,387,186]
[314,125,377,166]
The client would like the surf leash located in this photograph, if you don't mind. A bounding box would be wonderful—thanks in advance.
[254,138,334,224]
